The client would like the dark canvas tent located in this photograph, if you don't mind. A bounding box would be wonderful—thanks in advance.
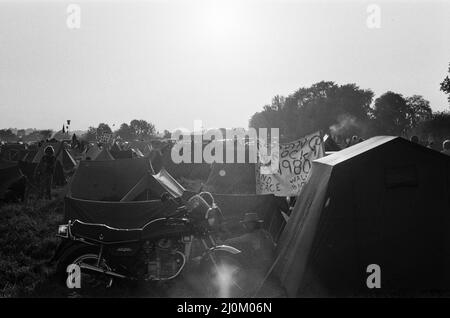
[59,148,77,171]
[0,144,27,161]
[122,141,153,156]
[159,144,211,180]
[275,136,450,297]
[323,134,341,152]
[204,162,256,194]
[132,148,144,158]
[17,160,38,183]
[0,160,23,200]
[84,144,101,160]
[110,142,122,152]
[68,157,155,201]
[142,144,153,157]
[66,157,184,228]
[22,150,37,162]
[94,147,115,161]
[32,142,64,163]
[119,168,186,202]
[110,149,133,159]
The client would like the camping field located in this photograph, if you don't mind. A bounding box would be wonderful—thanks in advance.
[0,197,200,298]
[0,197,199,297]
[0,193,283,298]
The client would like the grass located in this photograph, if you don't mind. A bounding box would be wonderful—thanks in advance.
[0,198,63,297]
[0,194,284,298]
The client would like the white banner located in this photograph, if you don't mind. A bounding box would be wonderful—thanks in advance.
[256,131,324,196]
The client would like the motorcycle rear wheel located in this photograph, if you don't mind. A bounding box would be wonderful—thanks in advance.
[56,244,114,293]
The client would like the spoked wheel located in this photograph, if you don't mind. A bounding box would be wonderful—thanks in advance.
[57,245,114,295]
[72,253,114,291]
[202,252,250,298]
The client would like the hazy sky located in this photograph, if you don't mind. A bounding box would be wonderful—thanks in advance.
[0,0,449,132]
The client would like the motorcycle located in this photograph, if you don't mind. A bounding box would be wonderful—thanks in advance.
[54,192,249,297]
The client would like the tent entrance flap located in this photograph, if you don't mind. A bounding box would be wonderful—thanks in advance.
[119,169,186,202]
[152,168,185,198]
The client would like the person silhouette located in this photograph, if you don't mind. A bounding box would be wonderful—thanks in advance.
[35,145,56,200]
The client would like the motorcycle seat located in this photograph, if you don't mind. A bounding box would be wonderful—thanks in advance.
[70,220,142,244]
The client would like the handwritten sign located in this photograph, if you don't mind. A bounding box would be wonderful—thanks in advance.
[97,132,113,144]
[256,131,324,196]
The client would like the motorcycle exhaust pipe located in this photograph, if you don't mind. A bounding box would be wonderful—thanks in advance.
[79,263,127,279]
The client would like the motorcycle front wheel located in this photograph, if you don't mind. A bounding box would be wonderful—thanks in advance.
[56,244,114,294]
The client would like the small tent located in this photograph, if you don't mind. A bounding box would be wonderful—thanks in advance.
[110,149,133,159]
[33,142,76,170]
[323,134,341,152]
[275,136,450,297]
[59,148,77,172]
[142,144,153,157]
[84,144,102,160]
[22,150,37,162]
[204,162,256,194]
[0,144,27,161]
[32,141,64,163]
[159,143,211,180]
[132,148,144,158]
[110,142,122,153]
[94,147,115,161]
[0,160,23,200]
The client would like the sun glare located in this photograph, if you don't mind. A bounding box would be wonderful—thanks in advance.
[198,1,243,40]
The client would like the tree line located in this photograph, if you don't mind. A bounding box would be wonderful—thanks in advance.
[3,62,450,146]
[249,62,450,147]
[0,120,164,143]
[82,119,168,142]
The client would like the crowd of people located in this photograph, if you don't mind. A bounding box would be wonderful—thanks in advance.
[410,135,450,155]
[344,134,450,156]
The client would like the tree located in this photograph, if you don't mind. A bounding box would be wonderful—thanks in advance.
[17,129,26,137]
[129,119,156,140]
[0,129,16,142]
[440,62,450,105]
[249,81,374,140]
[116,123,135,141]
[114,120,157,141]
[38,129,53,140]
[371,92,410,136]
[405,95,432,129]
[23,130,44,143]
[83,127,97,142]
[96,123,112,136]
[163,130,172,139]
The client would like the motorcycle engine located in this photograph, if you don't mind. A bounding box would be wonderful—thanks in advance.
[143,239,185,281]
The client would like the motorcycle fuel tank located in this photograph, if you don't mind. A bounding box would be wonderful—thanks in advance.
[141,218,192,241]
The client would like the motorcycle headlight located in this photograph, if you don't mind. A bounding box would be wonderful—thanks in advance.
[207,215,217,227]
[57,224,69,238]
[206,206,222,229]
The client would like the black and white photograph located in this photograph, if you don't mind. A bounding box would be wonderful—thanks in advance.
[0,0,450,303]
